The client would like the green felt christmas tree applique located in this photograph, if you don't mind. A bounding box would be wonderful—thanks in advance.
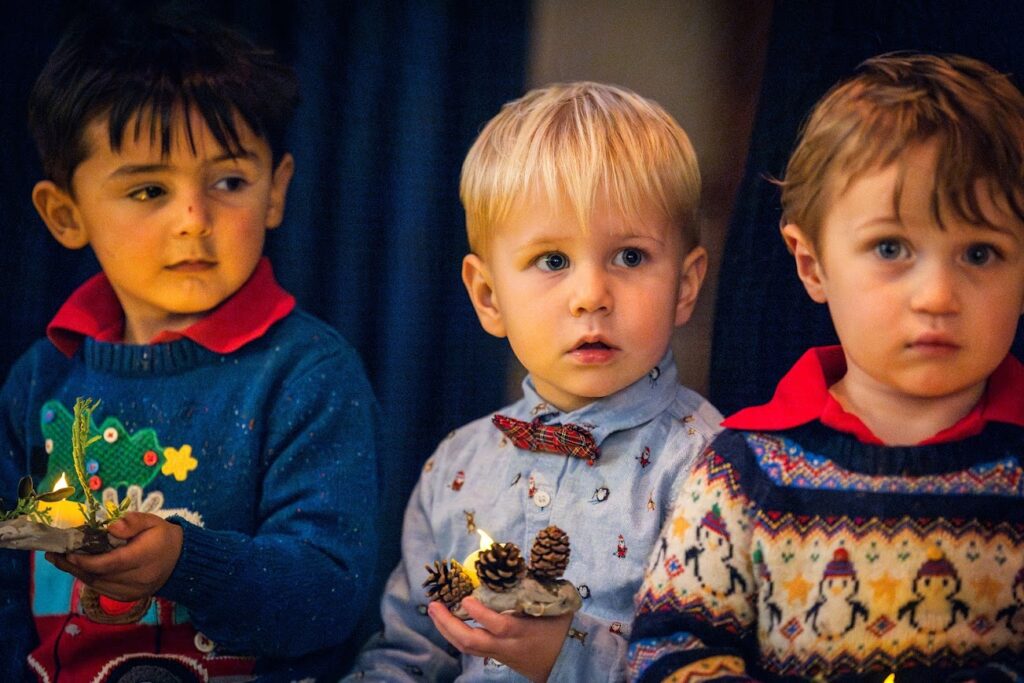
[38,399,176,502]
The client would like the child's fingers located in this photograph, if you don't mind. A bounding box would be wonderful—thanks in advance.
[63,543,140,575]
[44,552,97,585]
[106,511,159,539]
[458,597,515,637]
[45,552,142,601]
[426,601,464,633]
[427,602,496,657]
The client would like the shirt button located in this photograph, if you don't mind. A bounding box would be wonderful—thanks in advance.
[194,632,216,653]
[533,491,551,508]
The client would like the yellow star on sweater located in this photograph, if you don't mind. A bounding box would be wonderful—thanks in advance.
[869,573,900,604]
[672,516,690,539]
[784,574,813,604]
[162,445,198,482]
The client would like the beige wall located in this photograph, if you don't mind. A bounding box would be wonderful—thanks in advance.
[507,1,772,398]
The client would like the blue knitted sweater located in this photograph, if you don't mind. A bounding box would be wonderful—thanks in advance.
[0,309,378,681]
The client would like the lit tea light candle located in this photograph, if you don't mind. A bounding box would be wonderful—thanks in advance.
[461,529,494,587]
[39,473,84,529]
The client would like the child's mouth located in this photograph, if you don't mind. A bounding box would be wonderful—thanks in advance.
[570,340,617,363]
[167,259,216,273]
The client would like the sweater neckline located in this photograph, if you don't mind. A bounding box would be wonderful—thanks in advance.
[779,421,1024,476]
[82,337,218,376]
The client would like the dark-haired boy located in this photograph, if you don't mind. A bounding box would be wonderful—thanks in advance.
[0,8,377,681]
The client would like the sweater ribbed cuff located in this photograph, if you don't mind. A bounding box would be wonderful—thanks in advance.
[157,518,246,608]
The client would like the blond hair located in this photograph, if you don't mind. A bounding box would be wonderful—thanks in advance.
[780,53,1024,246]
[460,82,700,255]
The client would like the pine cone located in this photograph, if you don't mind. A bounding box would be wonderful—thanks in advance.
[475,542,526,592]
[423,559,474,609]
[529,525,571,581]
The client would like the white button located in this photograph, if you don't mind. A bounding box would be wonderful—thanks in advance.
[194,632,215,653]
[103,427,119,443]
[533,491,551,508]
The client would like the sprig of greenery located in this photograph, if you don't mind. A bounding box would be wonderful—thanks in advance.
[0,397,130,529]
[0,475,75,524]
[71,397,104,528]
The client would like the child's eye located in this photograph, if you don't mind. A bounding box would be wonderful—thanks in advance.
[213,176,248,192]
[874,239,906,260]
[536,252,569,272]
[128,185,165,201]
[613,248,644,268]
[964,243,997,266]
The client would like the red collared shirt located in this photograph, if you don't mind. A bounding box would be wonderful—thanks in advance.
[46,257,295,357]
[723,345,1024,445]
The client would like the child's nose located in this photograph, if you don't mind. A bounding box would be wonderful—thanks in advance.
[176,194,212,237]
[910,262,960,316]
[569,265,612,316]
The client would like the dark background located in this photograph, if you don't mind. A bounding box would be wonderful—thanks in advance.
[1,0,1023,669]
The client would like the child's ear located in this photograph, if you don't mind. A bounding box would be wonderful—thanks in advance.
[265,153,295,229]
[781,223,827,303]
[673,245,708,326]
[32,180,89,249]
[462,253,507,338]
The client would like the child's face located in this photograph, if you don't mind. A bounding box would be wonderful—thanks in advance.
[463,192,706,412]
[33,108,293,344]
[786,140,1024,408]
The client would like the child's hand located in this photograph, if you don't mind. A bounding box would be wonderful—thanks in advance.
[45,512,183,602]
[428,596,572,683]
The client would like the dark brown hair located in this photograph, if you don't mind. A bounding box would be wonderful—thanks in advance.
[29,5,298,191]
[779,53,1024,244]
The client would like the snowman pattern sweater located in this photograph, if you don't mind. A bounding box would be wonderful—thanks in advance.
[629,347,1024,682]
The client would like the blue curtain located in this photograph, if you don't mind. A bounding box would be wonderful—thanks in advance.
[710,0,1024,417]
[0,0,528,658]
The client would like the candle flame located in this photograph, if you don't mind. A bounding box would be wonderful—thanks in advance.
[883,674,895,683]
[53,473,69,491]
[461,529,496,588]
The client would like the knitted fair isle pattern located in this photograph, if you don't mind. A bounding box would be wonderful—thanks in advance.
[630,427,1024,681]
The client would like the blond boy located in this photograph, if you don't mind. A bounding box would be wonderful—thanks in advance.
[347,82,721,681]
[630,53,1024,681]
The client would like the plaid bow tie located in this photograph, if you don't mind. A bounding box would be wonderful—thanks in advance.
[491,414,600,466]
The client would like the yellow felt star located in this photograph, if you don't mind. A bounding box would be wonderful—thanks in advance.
[784,574,813,605]
[162,445,198,482]
[672,515,690,539]
[869,573,900,605]
[972,575,1004,606]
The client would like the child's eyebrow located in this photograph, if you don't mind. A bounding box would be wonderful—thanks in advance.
[108,150,259,178]
[971,222,1023,240]
[620,231,666,245]
[851,214,902,231]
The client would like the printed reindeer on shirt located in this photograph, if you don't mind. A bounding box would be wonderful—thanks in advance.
[684,503,747,597]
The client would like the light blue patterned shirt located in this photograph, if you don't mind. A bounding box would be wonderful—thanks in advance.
[347,351,721,682]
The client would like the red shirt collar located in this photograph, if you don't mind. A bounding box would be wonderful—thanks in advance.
[47,257,295,357]
[722,345,1024,445]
